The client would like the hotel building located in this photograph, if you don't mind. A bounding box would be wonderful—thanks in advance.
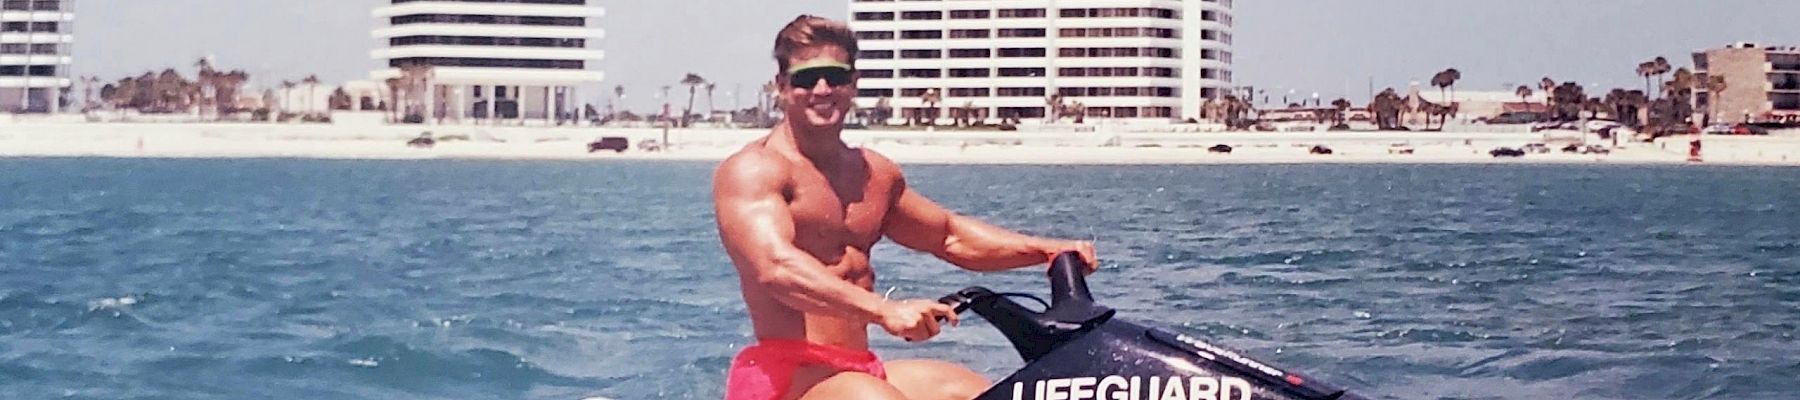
[847,0,1234,123]
[371,0,604,124]
[1693,42,1800,124]
[1,0,73,114]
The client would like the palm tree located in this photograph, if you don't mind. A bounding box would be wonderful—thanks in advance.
[1430,68,1461,115]
[279,80,297,116]
[301,75,321,117]
[397,64,433,121]
[1330,98,1352,126]
[1515,85,1534,112]
[704,82,718,122]
[1539,77,1557,117]
[679,73,706,126]
[217,70,248,116]
[611,84,624,118]
[1704,75,1728,123]
[383,78,401,123]
[920,88,942,126]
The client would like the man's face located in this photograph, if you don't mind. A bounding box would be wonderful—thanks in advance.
[778,45,857,130]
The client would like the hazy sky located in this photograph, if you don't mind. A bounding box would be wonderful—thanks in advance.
[71,0,1800,110]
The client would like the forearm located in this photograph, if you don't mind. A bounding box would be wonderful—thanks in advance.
[753,251,889,321]
[937,215,1061,271]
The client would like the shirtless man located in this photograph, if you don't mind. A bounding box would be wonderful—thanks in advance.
[713,16,1098,400]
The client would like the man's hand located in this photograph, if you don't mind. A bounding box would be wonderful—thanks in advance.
[1044,240,1099,275]
[876,299,959,342]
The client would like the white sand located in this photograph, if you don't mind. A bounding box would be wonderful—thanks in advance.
[2,121,1797,166]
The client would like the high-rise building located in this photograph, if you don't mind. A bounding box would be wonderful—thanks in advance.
[1,0,74,114]
[847,0,1234,123]
[1693,42,1800,124]
[371,0,604,124]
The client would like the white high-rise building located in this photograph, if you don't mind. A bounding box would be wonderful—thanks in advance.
[371,0,604,124]
[848,0,1233,123]
[1,0,74,114]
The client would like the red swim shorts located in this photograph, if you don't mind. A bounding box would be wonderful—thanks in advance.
[724,339,887,400]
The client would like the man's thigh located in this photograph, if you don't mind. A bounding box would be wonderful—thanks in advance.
[884,359,992,400]
[790,368,908,400]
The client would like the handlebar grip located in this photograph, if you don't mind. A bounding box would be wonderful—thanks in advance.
[1047,251,1095,307]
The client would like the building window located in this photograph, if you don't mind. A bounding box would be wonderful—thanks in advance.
[998,107,1045,119]
[997,87,1046,97]
[997,48,1046,58]
[1,21,58,33]
[997,28,1046,38]
[949,29,991,39]
[949,10,990,19]
[390,36,587,48]
[390,15,585,27]
[901,30,943,40]
[1059,8,1177,19]
[0,65,58,76]
[948,49,991,58]
[948,88,990,97]
[948,68,991,78]
[389,57,585,69]
[997,8,1045,18]
[860,69,895,79]
[854,12,895,21]
[900,49,942,59]
[859,50,895,59]
[901,11,943,20]
[900,69,942,78]
[855,31,895,40]
[998,68,1046,77]
[858,88,894,98]
[900,88,933,97]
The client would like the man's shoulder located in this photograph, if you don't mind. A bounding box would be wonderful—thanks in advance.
[716,141,790,186]
[854,147,903,176]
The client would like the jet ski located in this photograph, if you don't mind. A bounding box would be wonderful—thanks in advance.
[937,252,1370,400]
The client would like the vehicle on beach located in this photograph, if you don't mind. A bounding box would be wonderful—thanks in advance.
[1388,144,1415,154]
[1704,123,1771,136]
[1208,144,1233,154]
[1478,111,1546,125]
[1309,145,1334,155]
[587,137,630,153]
[637,139,663,152]
[1522,143,1552,154]
[1490,147,1526,157]
[406,133,435,149]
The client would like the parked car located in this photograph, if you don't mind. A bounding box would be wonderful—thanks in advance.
[587,137,630,153]
[1388,144,1415,154]
[406,133,435,149]
[1480,111,1546,125]
[1581,145,1612,155]
[1309,145,1334,155]
[637,139,663,152]
[1490,147,1526,157]
[1208,144,1233,154]
[1522,143,1552,154]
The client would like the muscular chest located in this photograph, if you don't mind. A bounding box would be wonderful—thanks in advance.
[786,169,892,249]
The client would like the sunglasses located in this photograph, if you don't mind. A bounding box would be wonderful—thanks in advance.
[788,65,854,89]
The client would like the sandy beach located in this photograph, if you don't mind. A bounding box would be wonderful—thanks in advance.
[3,120,1798,166]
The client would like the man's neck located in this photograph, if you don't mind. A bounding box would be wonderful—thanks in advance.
[776,120,847,164]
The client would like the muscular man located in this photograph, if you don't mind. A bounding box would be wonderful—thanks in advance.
[714,16,1098,400]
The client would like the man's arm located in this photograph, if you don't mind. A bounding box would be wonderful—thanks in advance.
[714,151,890,321]
[882,175,1096,273]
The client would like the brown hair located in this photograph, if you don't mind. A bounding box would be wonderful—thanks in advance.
[772,15,859,72]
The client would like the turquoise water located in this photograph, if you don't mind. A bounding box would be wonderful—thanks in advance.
[1,159,1796,399]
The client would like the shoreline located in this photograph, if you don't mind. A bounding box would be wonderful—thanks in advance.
[2,122,1796,166]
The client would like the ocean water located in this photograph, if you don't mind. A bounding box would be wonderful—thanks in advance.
[1,158,1796,400]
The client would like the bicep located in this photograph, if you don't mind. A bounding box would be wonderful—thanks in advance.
[882,185,955,254]
[713,161,798,270]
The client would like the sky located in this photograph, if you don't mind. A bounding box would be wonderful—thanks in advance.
[70,0,1800,111]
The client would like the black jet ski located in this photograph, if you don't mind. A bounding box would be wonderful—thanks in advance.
[937,252,1370,400]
